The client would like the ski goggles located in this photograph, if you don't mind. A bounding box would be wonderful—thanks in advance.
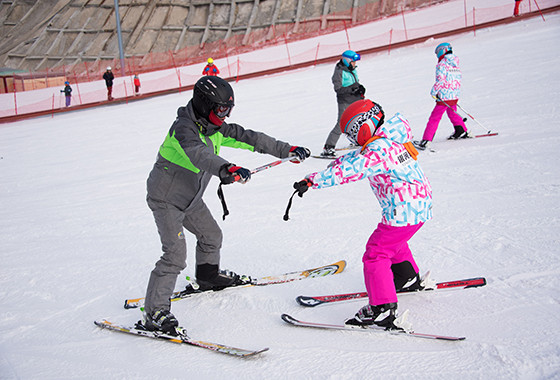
[214,104,233,118]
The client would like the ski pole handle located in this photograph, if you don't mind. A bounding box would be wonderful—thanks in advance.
[251,156,298,174]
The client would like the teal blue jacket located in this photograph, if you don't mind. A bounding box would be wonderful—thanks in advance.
[332,60,362,105]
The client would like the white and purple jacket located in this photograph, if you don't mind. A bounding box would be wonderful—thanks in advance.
[430,53,462,101]
[307,113,432,227]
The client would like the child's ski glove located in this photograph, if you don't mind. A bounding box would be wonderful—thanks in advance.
[293,179,313,197]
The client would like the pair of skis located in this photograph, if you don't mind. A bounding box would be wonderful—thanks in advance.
[283,276,486,341]
[96,260,346,357]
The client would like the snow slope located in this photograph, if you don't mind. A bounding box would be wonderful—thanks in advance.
[1,10,559,380]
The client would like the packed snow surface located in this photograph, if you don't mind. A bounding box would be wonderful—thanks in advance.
[1,8,559,380]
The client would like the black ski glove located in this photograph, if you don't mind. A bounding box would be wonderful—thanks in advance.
[351,84,365,96]
[289,146,311,162]
[219,163,251,184]
[293,179,313,197]
[357,84,366,96]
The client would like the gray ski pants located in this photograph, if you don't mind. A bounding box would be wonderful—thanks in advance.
[324,101,353,148]
[144,198,223,314]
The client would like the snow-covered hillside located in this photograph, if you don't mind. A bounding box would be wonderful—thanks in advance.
[1,9,559,380]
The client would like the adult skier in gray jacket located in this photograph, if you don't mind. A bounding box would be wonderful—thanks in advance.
[143,76,310,334]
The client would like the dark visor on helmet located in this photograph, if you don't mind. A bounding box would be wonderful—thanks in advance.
[214,104,233,118]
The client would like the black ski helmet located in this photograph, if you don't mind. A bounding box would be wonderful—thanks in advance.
[192,76,235,119]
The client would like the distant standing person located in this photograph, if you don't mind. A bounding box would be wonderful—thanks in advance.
[320,50,365,158]
[513,0,523,16]
[103,67,114,101]
[202,58,220,76]
[60,81,72,107]
[134,74,141,95]
[414,42,468,151]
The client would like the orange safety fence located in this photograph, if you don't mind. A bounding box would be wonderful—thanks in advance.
[0,0,556,120]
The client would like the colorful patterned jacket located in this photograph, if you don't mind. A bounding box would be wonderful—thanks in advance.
[430,53,462,101]
[307,113,432,226]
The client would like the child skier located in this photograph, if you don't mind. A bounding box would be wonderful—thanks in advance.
[293,99,432,330]
[60,81,72,107]
[320,50,366,158]
[414,42,468,151]
[202,58,220,76]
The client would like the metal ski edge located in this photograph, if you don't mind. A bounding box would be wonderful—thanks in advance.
[94,320,269,357]
[280,314,465,341]
[295,276,486,307]
[124,260,346,309]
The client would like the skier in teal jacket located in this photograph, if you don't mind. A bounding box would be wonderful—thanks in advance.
[143,76,310,334]
[320,50,365,158]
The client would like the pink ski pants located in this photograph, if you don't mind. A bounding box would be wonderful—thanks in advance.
[363,222,423,306]
[422,102,466,141]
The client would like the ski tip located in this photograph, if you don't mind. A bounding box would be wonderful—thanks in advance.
[123,298,141,309]
[435,335,466,341]
[466,277,487,288]
[334,260,347,273]
[296,295,323,307]
[245,347,270,357]
[94,319,113,329]
[281,313,298,324]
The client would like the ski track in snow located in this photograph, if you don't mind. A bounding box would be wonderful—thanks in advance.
[1,8,560,380]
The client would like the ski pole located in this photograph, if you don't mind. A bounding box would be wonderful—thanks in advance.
[219,155,301,220]
[433,95,491,135]
[433,95,466,123]
[455,103,492,135]
[251,156,299,174]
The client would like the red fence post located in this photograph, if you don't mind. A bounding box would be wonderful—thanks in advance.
[401,7,408,40]
[13,86,17,115]
[284,34,292,66]
[123,80,128,104]
[473,7,476,37]
[343,20,351,49]
[315,43,320,65]
[464,0,468,27]
[72,70,82,105]
[388,29,393,55]
[532,0,546,21]
[236,57,240,83]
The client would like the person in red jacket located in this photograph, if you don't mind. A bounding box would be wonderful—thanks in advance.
[133,74,141,95]
[202,58,220,76]
[513,0,523,16]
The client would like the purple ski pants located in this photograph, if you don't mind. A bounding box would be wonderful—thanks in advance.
[363,222,423,306]
[422,102,466,141]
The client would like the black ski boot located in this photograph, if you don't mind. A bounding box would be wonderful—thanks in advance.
[142,309,179,335]
[448,125,470,139]
[320,145,336,158]
[196,264,252,291]
[345,303,400,330]
[413,140,431,151]
[392,261,423,293]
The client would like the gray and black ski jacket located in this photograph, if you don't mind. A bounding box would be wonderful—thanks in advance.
[147,101,292,211]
